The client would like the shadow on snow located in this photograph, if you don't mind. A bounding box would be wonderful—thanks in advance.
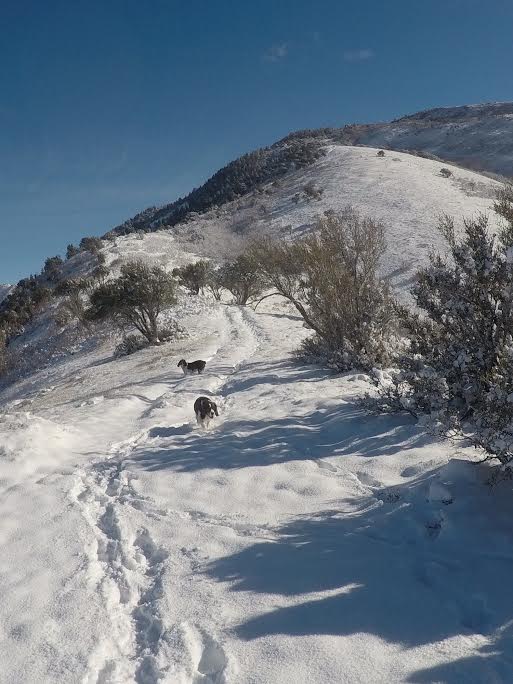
[202,459,513,682]
[137,401,429,473]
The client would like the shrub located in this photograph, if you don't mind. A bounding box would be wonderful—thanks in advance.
[0,277,53,343]
[205,267,224,301]
[249,208,397,370]
[66,244,80,259]
[173,260,211,295]
[377,150,385,157]
[79,236,103,254]
[0,329,7,374]
[371,205,513,465]
[42,256,63,283]
[91,264,109,285]
[158,321,187,342]
[219,254,264,305]
[303,181,324,201]
[114,334,149,357]
[86,261,176,344]
[440,167,452,178]
[58,291,87,325]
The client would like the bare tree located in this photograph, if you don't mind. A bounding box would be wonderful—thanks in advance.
[250,207,396,368]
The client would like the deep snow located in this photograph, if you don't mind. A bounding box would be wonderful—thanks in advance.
[1,292,513,682]
[1,149,513,682]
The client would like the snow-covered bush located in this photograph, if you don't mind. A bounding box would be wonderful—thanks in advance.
[218,254,264,305]
[173,260,212,295]
[303,181,324,201]
[86,261,176,344]
[114,334,149,357]
[372,204,513,464]
[114,321,186,358]
[56,291,88,326]
[440,167,453,178]
[204,267,224,301]
[250,207,397,370]
[377,150,385,157]
[158,321,187,342]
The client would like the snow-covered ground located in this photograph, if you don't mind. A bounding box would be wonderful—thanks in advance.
[174,146,503,292]
[1,284,513,682]
[357,104,513,176]
[1,148,512,682]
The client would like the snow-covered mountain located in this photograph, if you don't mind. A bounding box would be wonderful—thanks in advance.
[354,102,513,176]
[110,102,513,238]
[0,146,504,383]
[1,135,513,682]
[174,146,503,292]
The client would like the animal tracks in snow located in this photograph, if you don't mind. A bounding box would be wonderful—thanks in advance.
[66,305,264,682]
[70,457,172,683]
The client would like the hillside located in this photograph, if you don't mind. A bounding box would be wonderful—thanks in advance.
[173,146,503,292]
[1,234,512,682]
[109,102,513,238]
[356,102,513,176]
[0,147,503,382]
[1,138,513,682]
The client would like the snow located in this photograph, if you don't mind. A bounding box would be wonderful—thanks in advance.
[173,146,503,293]
[358,115,513,176]
[1,149,513,682]
[1,278,513,681]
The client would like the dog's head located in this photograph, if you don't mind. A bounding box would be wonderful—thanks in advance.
[206,400,219,419]
[177,359,187,368]
[199,398,218,419]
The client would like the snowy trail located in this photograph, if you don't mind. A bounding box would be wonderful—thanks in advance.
[1,296,513,682]
[65,305,261,683]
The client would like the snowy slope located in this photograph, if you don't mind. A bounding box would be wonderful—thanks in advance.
[0,147,512,683]
[175,146,503,291]
[350,102,513,176]
[1,284,513,682]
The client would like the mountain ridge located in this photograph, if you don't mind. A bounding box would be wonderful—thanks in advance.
[108,102,513,238]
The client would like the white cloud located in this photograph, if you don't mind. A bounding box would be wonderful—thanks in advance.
[262,43,289,62]
[343,48,375,63]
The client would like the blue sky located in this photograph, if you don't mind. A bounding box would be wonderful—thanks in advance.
[1,0,512,282]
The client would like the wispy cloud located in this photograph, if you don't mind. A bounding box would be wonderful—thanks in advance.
[343,48,375,63]
[262,43,289,62]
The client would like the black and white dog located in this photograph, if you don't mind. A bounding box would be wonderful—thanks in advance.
[194,396,219,429]
[178,359,206,375]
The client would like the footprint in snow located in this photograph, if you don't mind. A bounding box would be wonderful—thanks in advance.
[355,471,382,488]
